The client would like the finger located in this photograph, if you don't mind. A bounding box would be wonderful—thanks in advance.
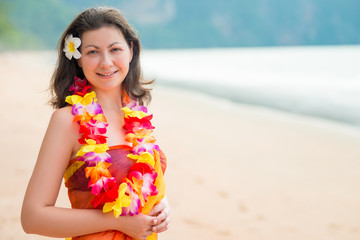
[151,210,168,226]
[152,212,170,233]
[149,214,166,229]
[154,210,167,223]
[149,201,164,216]
[152,219,170,233]
[151,216,160,225]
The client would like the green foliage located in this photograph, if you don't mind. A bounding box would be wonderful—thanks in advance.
[9,0,79,49]
[0,1,24,50]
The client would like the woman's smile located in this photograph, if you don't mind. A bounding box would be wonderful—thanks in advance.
[96,70,119,78]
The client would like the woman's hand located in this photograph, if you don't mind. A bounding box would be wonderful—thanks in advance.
[117,213,158,240]
[149,196,171,233]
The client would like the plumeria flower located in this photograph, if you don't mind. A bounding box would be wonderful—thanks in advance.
[63,34,81,60]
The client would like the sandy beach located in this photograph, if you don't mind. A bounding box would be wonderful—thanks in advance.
[1,51,360,240]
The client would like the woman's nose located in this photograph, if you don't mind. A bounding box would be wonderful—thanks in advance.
[100,53,113,68]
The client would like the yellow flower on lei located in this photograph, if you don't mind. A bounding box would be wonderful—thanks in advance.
[65,91,97,105]
[76,139,109,156]
[124,130,154,146]
[103,183,131,218]
[63,34,82,60]
[122,107,148,119]
[127,152,155,167]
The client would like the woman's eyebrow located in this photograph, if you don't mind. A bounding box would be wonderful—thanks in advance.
[84,44,99,49]
[84,42,125,49]
[108,42,124,47]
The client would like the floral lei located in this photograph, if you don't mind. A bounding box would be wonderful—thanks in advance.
[65,77,161,218]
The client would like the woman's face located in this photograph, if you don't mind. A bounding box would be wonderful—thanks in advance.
[77,25,133,92]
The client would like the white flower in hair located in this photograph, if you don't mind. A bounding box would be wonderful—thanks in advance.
[63,34,82,60]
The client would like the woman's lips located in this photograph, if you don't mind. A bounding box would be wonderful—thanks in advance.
[97,70,118,77]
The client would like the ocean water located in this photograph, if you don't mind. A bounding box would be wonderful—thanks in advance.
[141,45,360,127]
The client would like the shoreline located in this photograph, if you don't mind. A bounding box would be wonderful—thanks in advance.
[157,81,360,128]
[154,84,360,135]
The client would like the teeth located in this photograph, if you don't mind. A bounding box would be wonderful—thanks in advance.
[99,72,113,76]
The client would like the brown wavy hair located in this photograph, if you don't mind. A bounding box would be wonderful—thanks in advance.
[49,7,152,109]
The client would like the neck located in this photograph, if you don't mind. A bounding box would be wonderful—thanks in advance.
[93,88,123,112]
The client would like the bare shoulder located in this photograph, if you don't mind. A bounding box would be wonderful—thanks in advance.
[49,106,78,133]
[38,106,80,160]
[47,106,79,147]
[50,106,74,124]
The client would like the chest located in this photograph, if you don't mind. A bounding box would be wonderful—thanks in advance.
[104,111,129,147]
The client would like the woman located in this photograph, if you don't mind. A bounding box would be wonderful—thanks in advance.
[21,7,169,240]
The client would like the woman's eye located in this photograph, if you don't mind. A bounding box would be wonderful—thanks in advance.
[87,50,97,55]
[111,48,122,52]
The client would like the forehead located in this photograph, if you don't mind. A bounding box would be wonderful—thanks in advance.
[81,25,127,45]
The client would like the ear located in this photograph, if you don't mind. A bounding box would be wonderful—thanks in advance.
[76,58,82,68]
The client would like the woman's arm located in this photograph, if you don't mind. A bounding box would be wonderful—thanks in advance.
[21,108,158,239]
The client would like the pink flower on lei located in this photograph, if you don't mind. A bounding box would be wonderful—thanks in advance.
[69,77,91,96]
[128,163,158,202]
[78,152,111,166]
[72,100,103,116]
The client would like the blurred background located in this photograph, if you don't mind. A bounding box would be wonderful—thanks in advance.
[1,0,360,126]
[1,0,360,49]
